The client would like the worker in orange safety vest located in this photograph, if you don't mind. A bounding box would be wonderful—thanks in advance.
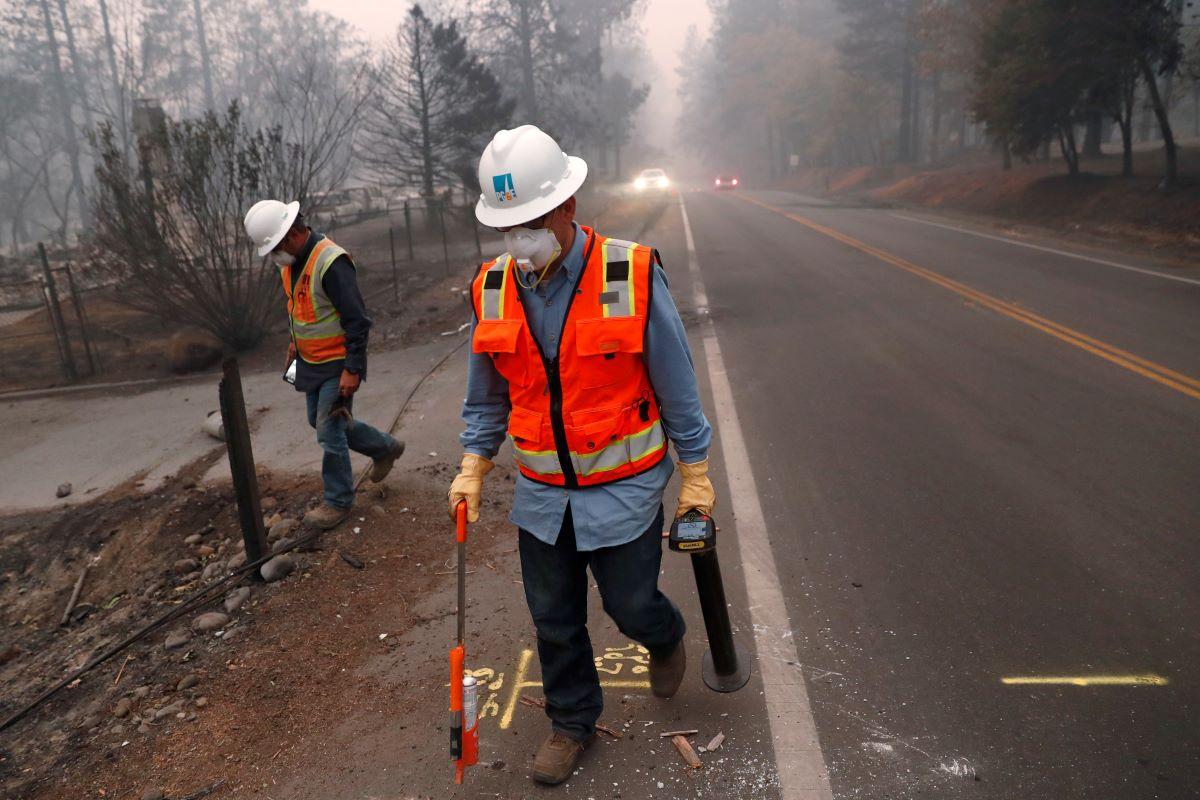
[244,200,405,530]
[449,126,716,785]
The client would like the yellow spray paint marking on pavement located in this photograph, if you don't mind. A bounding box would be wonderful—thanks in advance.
[499,646,653,730]
[733,193,1200,403]
[1001,674,1169,687]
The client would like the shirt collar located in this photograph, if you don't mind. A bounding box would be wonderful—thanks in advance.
[558,222,587,282]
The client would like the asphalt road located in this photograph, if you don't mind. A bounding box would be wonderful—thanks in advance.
[275,189,1198,800]
[666,187,1200,799]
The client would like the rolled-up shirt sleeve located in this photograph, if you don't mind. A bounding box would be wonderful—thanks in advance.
[643,263,712,463]
[460,316,512,460]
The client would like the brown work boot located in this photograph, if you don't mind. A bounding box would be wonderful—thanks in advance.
[531,731,591,785]
[369,440,406,483]
[303,504,351,530]
[650,639,686,698]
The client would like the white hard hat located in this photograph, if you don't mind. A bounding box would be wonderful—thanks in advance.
[243,199,300,257]
[474,125,587,228]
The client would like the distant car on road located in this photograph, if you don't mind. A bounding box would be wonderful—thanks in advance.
[633,168,670,193]
[309,189,366,226]
[713,175,739,190]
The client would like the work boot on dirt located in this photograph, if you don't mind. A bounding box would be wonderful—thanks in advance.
[649,639,686,698]
[303,504,351,530]
[369,440,406,483]
[531,731,592,785]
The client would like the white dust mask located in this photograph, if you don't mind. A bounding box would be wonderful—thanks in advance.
[272,251,296,267]
[504,226,561,272]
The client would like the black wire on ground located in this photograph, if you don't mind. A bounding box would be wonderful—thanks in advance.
[0,333,469,736]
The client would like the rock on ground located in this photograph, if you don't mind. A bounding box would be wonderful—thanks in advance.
[112,698,132,719]
[56,482,72,498]
[192,612,230,633]
[268,518,299,541]
[260,554,295,582]
[224,586,251,613]
[153,703,181,720]
[176,674,199,691]
[173,558,200,575]
[164,630,191,650]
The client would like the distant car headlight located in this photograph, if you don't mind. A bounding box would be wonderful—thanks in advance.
[634,178,647,190]
[714,178,722,185]
[732,178,739,186]
[657,177,670,188]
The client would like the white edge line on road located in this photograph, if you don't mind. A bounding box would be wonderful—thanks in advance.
[889,212,1200,287]
[678,193,834,800]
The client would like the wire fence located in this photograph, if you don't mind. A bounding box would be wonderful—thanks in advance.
[324,196,499,305]
[0,196,496,392]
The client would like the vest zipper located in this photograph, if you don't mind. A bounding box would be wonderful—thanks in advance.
[543,356,577,489]
[514,228,596,491]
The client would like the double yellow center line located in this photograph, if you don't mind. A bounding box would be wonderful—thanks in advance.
[735,193,1200,402]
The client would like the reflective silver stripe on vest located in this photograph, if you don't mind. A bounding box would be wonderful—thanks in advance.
[511,420,666,479]
[601,238,637,318]
[305,243,347,334]
[481,256,511,321]
[509,441,564,476]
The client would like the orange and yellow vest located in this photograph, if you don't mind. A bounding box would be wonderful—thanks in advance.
[281,236,350,364]
[471,226,667,488]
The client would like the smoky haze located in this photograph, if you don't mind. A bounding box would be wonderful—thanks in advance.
[2,0,1197,251]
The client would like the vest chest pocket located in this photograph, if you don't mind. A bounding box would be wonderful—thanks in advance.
[473,318,531,386]
[573,316,645,389]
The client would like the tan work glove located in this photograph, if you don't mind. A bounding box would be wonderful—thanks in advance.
[447,453,494,523]
[675,458,716,519]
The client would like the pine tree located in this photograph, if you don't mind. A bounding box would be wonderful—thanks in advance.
[362,5,513,196]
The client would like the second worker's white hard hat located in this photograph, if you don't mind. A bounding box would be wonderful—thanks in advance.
[243,198,300,256]
[475,125,587,228]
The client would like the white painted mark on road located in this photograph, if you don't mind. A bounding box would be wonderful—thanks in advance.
[679,193,834,800]
[938,756,977,779]
[890,212,1200,286]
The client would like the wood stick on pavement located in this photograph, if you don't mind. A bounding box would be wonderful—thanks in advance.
[706,732,725,752]
[658,729,699,738]
[672,735,703,769]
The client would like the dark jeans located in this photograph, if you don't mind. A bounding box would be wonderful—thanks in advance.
[519,504,685,741]
[304,377,399,508]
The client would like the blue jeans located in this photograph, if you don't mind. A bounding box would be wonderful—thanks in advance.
[519,503,685,741]
[305,377,399,509]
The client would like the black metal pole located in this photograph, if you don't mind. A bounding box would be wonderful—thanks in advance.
[689,550,751,692]
[218,358,268,573]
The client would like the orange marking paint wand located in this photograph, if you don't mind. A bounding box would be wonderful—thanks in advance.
[450,502,478,784]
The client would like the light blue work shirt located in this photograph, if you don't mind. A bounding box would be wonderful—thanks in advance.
[460,222,712,550]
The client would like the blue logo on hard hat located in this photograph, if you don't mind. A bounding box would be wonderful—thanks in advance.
[493,173,516,203]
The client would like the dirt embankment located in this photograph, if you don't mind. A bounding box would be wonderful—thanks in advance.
[0,448,513,800]
[778,145,1200,256]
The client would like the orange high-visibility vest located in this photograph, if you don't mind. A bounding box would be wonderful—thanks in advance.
[471,226,667,488]
[280,237,349,364]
